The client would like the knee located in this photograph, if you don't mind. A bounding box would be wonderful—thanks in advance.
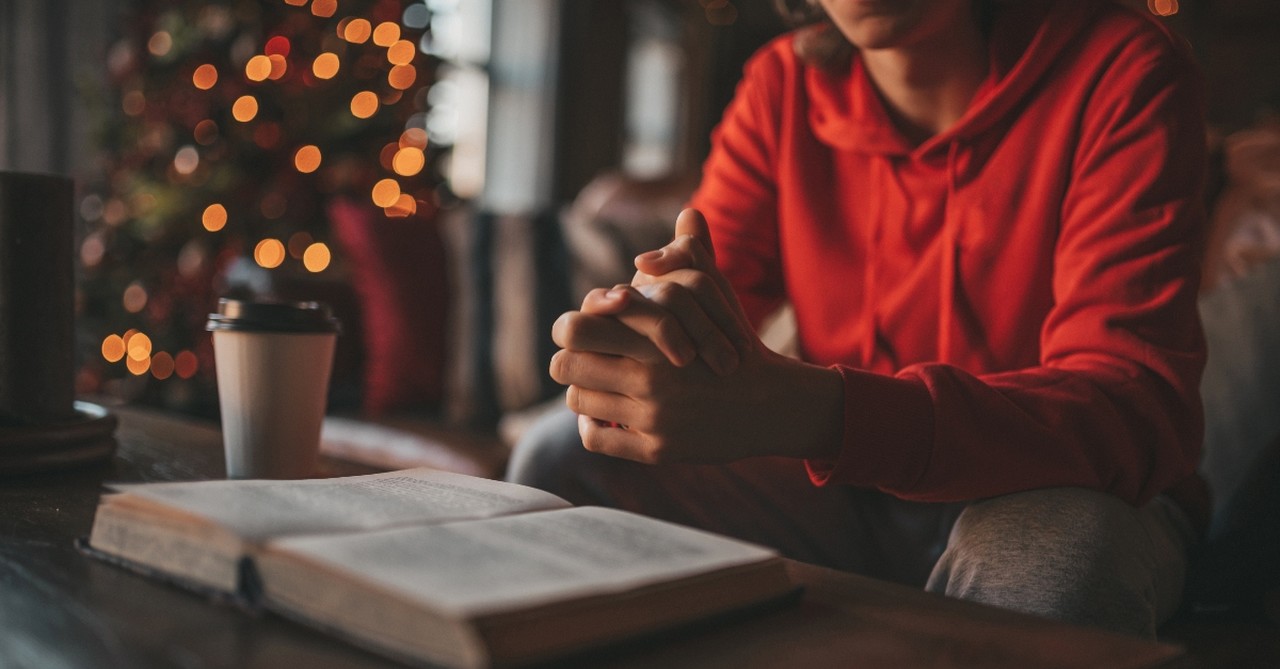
[931,488,1162,636]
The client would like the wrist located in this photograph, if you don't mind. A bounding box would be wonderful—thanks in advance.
[766,357,844,461]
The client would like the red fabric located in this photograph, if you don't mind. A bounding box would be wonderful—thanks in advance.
[329,197,449,416]
[689,0,1209,510]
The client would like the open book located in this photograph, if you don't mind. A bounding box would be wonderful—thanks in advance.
[86,468,794,668]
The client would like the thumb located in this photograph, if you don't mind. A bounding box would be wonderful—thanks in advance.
[673,207,715,263]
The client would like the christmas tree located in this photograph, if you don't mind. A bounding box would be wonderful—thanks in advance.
[79,0,453,416]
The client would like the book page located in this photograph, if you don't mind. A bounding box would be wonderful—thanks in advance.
[110,468,570,542]
[266,506,779,616]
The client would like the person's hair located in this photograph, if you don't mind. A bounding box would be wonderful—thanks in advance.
[773,0,1000,71]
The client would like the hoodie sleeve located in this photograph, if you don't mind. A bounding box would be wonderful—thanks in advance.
[806,25,1209,509]
[689,43,787,330]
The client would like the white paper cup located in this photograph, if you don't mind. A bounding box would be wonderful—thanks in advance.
[207,300,340,479]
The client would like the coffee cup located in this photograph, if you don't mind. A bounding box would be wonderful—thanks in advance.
[206,299,340,479]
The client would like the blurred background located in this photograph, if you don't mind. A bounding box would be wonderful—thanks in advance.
[0,0,1277,438]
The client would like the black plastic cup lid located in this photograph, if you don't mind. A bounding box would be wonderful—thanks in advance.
[206,299,341,334]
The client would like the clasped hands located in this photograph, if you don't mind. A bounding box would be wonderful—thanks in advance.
[550,208,843,465]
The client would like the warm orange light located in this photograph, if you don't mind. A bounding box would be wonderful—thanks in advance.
[312,52,340,79]
[101,334,126,363]
[126,356,151,376]
[387,40,416,66]
[311,0,337,17]
[343,18,372,44]
[194,119,219,145]
[1147,0,1179,16]
[232,95,259,122]
[245,55,272,82]
[379,142,399,170]
[127,332,153,362]
[294,145,322,173]
[388,65,416,90]
[283,0,307,6]
[193,64,218,90]
[254,238,286,269]
[203,203,227,232]
[151,351,175,380]
[174,350,199,379]
[350,91,378,119]
[392,147,425,176]
[267,54,287,80]
[373,22,401,47]
[148,32,172,57]
[371,178,401,207]
[385,193,417,218]
[303,242,332,273]
[399,127,428,149]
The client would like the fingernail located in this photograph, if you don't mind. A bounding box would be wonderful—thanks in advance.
[636,249,664,264]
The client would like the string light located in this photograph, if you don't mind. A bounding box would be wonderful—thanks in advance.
[342,18,372,44]
[392,147,425,176]
[127,332,153,361]
[311,0,337,18]
[232,95,259,122]
[148,32,172,56]
[303,242,331,272]
[1147,0,1179,16]
[151,352,175,380]
[294,145,322,173]
[126,356,151,376]
[202,203,227,231]
[123,282,148,314]
[387,40,415,66]
[246,55,272,82]
[386,193,416,218]
[174,145,200,175]
[264,36,291,57]
[254,239,286,268]
[267,54,288,80]
[194,119,219,145]
[313,53,340,79]
[371,178,400,207]
[192,64,218,89]
[373,22,400,47]
[388,65,416,90]
[350,91,378,118]
[102,335,126,363]
[399,128,428,149]
[174,351,199,379]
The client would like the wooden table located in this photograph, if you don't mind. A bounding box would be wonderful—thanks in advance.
[1,404,1196,668]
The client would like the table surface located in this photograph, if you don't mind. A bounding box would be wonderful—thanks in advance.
[1,404,1196,669]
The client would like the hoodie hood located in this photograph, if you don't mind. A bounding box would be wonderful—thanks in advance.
[807,0,1106,157]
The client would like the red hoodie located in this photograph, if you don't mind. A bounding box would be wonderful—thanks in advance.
[689,0,1208,517]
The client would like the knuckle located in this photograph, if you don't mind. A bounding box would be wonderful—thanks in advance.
[686,272,715,295]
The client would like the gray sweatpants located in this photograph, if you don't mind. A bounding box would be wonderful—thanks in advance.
[506,407,1197,638]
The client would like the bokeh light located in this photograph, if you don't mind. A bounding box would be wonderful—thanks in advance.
[175,351,199,379]
[392,147,425,176]
[232,95,259,122]
[311,0,338,18]
[123,282,148,314]
[122,91,146,116]
[373,22,400,47]
[343,18,372,44]
[254,238,286,269]
[388,65,416,90]
[313,52,340,79]
[350,91,378,118]
[267,54,288,80]
[303,242,331,272]
[151,351,175,380]
[174,145,199,175]
[126,356,151,376]
[387,40,415,66]
[202,203,227,231]
[245,55,272,82]
[127,332,153,361]
[148,32,172,57]
[1148,0,1179,15]
[194,119,219,145]
[385,193,416,218]
[371,178,400,207]
[283,0,307,6]
[101,334,126,363]
[288,231,314,258]
[264,35,291,57]
[192,64,218,89]
[294,145,322,173]
[399,127,428,149]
